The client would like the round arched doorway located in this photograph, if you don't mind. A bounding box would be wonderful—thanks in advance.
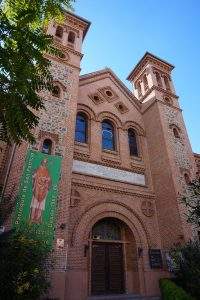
[89,217,139,296]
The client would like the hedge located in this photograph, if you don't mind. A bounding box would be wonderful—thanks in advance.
[159,278,194,300]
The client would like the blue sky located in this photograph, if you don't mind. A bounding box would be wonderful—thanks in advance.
[74,0,200,153]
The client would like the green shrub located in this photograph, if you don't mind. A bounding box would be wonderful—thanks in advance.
[170,240,200,299]
[159,278,194,300]
[0,227,51,300]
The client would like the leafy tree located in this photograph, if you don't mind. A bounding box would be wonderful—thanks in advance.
[182,178,200,226]
[0,226,52,300]
[0,0,74,144]
[170,240,200,299]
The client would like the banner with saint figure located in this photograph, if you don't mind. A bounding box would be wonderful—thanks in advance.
[13,150,62,248]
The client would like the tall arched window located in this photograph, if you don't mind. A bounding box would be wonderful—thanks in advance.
[75,113,87,143]
[155,71,162,87]
[102,120,115,151]
[42,139,52,155]
[128,129,138,156]
[68,31,76,44]
[55,26,64,38]
[163,75,171,91]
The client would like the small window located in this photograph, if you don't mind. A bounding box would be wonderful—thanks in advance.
[52,85,61,98]
[75,113,87,143]
[128,128,138,156]
[55,26,64,38]
[155,71,162,88]
[105,90,113,97]
[173,127,180,138]
[42,139,52,155]
[102,120,115,151]
[163,75,171,91]
[68,31,75,44]
[184,173,190,185]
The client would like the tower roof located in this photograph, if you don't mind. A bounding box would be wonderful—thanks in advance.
[127,52,174,81]
[63,10,91,40]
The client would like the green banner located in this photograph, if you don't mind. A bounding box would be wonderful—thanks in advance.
[13,150,62,248]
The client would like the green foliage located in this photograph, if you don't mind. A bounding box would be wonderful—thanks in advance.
[0,226,52,300]
[0,0,74,144]
[182,178,200,226]
[170,240,200,299]
[0,193,16,226]
[159,279,194,300]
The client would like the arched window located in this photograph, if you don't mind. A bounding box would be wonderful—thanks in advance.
[92,218,121,240]
[55,26,64,38]
[102,120,115,151]
[128,128,138,156]
[173,127,180,138]
[68,31,75,44]
[42,139,52,155]
[163,75,170,91]
[52,85,61,98]
[75,113,87,143]
[155,71,162,88]
[143,74,148,91]
[184,173,190,185]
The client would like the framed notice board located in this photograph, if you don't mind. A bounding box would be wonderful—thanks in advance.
[149,249,163,269]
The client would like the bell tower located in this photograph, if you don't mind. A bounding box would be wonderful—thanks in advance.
[127,52,197,249]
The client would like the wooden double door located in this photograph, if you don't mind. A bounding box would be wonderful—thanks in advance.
[91,242,124,295]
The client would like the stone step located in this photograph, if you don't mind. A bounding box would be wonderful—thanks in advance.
[88,294,160,300]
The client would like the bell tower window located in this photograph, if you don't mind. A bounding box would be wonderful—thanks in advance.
[137,82,142,98]
[143,74,148,91]
[68,31,76,44]
[155,71,162,88]
[163,75,171,91]
[55,26,64,39]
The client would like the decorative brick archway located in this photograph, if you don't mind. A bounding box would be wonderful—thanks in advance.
[69,201,150,297]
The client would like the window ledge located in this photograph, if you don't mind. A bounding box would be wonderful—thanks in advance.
[75,141,89,148]
[102,149,118,156]
[130,155,142,162]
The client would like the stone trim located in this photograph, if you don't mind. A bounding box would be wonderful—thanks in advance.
[73,152,145,174]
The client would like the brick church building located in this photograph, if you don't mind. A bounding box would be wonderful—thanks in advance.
[0,11,200,300]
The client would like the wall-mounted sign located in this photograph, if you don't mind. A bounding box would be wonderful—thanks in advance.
[13,150,62,249]
[149,249,163,269]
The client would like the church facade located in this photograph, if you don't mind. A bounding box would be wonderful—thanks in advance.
[0,11,199,300]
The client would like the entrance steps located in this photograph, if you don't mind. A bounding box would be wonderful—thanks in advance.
[88,294,160,300]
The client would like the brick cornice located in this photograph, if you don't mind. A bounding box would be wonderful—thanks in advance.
[71,179,155,199]
[141,97,182,115]
[140,85,178,102]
